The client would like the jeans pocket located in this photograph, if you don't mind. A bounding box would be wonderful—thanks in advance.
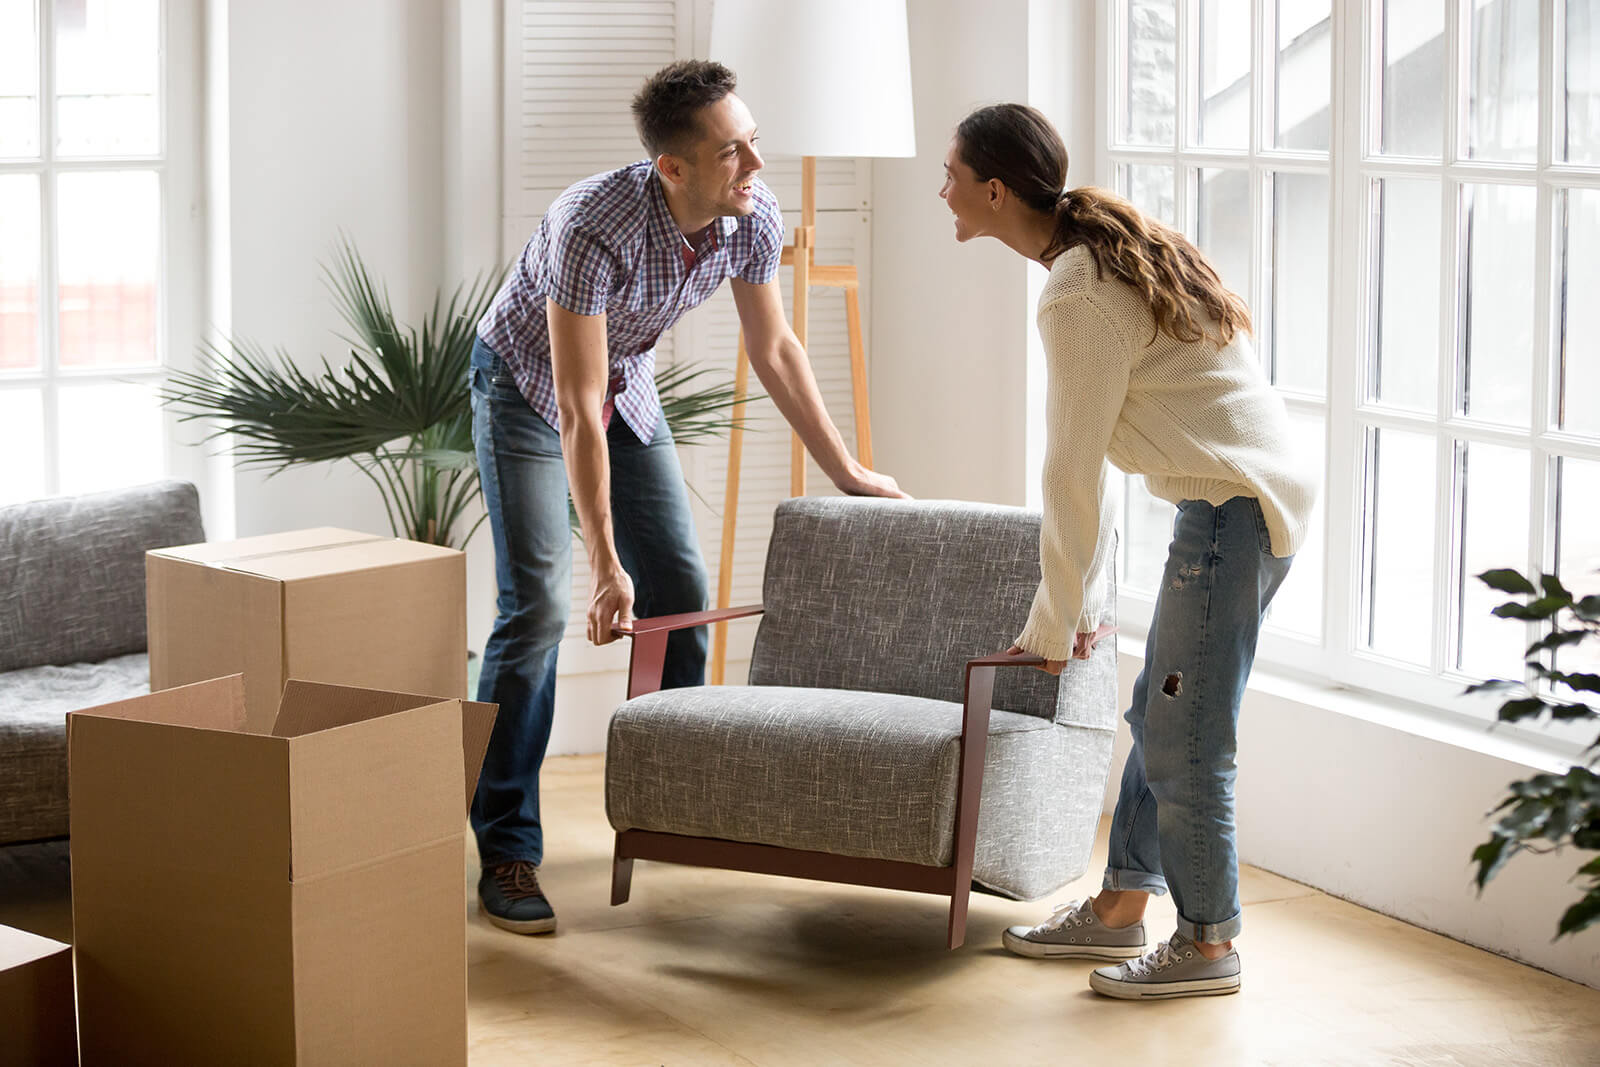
[1248,498,1274,556]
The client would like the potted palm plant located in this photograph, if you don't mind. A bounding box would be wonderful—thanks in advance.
[161,239,748,548]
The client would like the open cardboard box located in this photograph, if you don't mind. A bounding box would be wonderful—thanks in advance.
[68,674,496,1065]
[0,924,76,1067]
[147,527,468,733]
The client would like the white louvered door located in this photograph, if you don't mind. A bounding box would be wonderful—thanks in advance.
[500,0,875,678]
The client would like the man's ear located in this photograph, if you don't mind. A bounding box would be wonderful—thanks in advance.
[656,152,688,186]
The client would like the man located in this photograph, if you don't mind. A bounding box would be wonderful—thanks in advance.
[469,59,906,934]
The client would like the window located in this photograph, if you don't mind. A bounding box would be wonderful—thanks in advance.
[1103,0,1600,730]
[0,0,199,506]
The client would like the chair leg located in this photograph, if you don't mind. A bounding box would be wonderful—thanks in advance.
[610,839,634,906]
[946,883,970,950]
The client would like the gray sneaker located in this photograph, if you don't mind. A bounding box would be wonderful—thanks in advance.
[1088,933,1241,999]
[1001,899,1147,960]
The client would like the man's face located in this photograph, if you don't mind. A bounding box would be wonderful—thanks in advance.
[677,93,764,218]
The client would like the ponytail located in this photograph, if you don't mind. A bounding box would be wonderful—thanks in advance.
[956,104,1252,347]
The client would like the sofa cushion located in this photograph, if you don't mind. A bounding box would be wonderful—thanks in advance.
[0,480,203,672]
[747,497,1115,727]
[0,652,150,843]
[606,685,1056,869]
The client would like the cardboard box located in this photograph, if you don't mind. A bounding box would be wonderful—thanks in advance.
[0,925,76,1066]
[68,674,496,1066]
[147,527,467,733]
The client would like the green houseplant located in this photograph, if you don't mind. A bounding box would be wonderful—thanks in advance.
[1468,567,1600,937]
[161,240,748,548]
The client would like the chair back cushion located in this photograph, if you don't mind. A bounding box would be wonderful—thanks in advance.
[0,480,204,672]
[747,497,1112,723]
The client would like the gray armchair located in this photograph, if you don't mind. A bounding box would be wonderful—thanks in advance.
[604,497,1117,949]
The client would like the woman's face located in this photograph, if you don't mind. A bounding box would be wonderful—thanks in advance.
[940,141,992,243]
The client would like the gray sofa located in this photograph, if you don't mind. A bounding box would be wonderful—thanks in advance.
[0,480,204,845]
[605,497,1118,947]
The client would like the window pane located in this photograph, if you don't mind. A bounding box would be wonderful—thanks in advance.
[1267,409,1324,637]
[1198,0,1251,149]
[1195,167,1251,307]
[57,381,163,495]
[0,388,46,505]
[57,170,158,368]
[1461,183,1535,427]
[0,0,39,158]
[1268,171,1328,395]
[1567,0,1600,163]
[1378,0,1444,158]
[1555,456,1600,679]
[1122,474,1173,594]
[1363,426,1436,666]
[1124,0,1177,146]
[1560,188,1600,436]
[1274,0,1331,151]
[54,0,160,158]
[1117,163,1176,226]
[0,174,40,372]
[1468,0,1539,163]
[1372,178,1441,412]
[1457,442,1530,679]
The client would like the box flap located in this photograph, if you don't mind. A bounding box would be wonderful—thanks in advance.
[285,702,462,881]
[0,924,69,971]
[146,527,376,565]
[275,681,491,809]
[70,674,248,732]
[236,538,462,581]
[460,700,498,809]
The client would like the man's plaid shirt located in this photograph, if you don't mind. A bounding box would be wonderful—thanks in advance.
[477,160,785,443]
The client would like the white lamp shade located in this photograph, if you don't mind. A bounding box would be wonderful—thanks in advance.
[709,0,916,159]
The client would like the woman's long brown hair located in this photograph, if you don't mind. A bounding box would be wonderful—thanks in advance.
[956,103,1252,346]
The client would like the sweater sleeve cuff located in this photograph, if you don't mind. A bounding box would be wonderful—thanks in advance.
[1014,622,1074,662]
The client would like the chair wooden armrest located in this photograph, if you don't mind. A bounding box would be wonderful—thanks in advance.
[613,604,765,698]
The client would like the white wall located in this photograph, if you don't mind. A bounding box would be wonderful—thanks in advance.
[869,0,1034,506]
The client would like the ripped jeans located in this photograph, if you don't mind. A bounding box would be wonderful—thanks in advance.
[1103,496,1293,943]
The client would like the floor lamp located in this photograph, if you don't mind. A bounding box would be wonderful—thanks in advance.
[707,0,917,683]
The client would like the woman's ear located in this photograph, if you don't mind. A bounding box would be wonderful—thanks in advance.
[988,179,1004,210]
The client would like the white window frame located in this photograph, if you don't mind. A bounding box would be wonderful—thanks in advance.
[0,0,204,502]
[1098,0,1600,753]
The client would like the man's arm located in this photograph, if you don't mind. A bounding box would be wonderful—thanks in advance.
[728,276,906,498]
[547,297,633,645]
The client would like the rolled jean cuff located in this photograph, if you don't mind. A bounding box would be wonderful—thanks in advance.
[1102,867,1168,895]
[1176,910,1242,945]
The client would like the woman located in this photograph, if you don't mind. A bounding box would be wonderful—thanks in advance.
[941,104,1316,1000]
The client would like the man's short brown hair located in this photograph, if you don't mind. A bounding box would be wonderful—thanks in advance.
[631,60,738,158]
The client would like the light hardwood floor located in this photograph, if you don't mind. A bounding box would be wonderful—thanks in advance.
[5,753,1599,1065]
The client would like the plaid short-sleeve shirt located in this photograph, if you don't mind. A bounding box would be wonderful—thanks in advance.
[477,160,785,443]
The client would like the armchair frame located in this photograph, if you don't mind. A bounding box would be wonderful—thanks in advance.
[609,608,1046,950]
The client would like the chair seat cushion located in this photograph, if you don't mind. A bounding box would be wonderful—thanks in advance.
[0,652,150,844]
[605,685,1054,868]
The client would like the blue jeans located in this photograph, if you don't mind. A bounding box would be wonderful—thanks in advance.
[1103,496,1293,944]
[469,338,708,867]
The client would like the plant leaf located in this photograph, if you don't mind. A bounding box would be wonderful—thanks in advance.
[1479,568,1537,595]
[1556,887,1600,938]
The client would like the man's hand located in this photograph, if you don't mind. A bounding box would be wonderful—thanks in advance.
[587,566,635,646]
[1006,624,1118,675]
[836,461,910,499]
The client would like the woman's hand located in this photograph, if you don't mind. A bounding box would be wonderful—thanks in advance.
[1007,624,1118,675]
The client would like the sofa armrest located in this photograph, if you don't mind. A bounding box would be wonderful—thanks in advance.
[613,604,765,699]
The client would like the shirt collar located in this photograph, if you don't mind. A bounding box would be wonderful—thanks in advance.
[644,163,740,253]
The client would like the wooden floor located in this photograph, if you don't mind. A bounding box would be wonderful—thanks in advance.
[6,753,1599,1065]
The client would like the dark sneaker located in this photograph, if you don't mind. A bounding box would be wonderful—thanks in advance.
[1001,898,1147,960]
[478,860,556,935]
[1088,932,1241,999]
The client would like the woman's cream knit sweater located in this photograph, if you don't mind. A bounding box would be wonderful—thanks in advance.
[1014,245,1319,661]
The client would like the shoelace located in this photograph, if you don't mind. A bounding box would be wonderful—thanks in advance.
[492,860,544,901]
[1125,938,1187,977]
[1033,898,1094,934]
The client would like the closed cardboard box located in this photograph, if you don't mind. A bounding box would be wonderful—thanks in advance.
[0,925,76,1066]
[147,528,467,733]
[68,675,495,1066]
